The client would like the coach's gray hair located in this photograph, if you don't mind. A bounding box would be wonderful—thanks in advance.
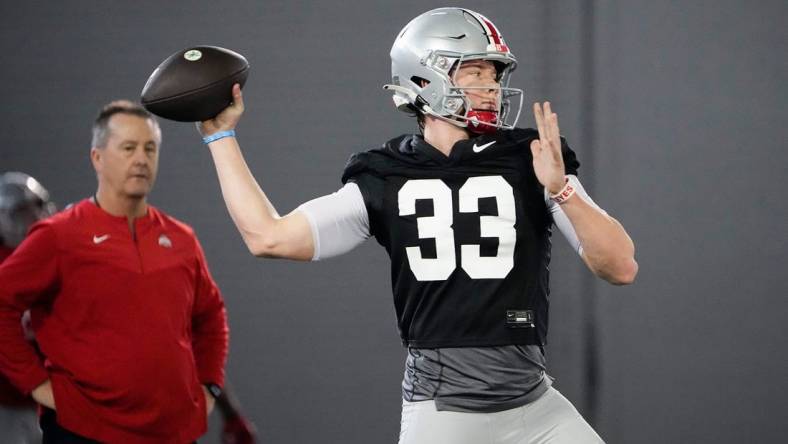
[91,100,159,149]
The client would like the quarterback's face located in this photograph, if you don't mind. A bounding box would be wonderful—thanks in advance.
[452,60,501,111]
[92,114,161,200]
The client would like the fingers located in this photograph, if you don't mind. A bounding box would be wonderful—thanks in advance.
[530,139,541,157]
[533,102,547,142]
[534,102,561,153]
[231,83,245,111]
[197,84,244,136]
[543,102,554,142]
[544,104,560,151]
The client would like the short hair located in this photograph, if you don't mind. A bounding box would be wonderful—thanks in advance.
[91,100,159,148]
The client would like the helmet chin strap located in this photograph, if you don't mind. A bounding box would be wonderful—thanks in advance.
[423,105,470,129]
[421,102,500,134]
[383,84,469,129]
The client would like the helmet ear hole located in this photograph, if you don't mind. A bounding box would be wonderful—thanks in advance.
[411,76,430,88]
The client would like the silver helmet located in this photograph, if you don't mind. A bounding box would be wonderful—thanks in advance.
[385,8,523,133]
[0,172,56,248]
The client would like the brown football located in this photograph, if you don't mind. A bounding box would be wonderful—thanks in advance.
[141,46,249,122]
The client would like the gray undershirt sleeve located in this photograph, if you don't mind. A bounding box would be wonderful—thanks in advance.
[545,175,607,256]
[295,182,370,261]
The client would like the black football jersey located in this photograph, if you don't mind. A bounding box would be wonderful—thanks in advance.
[342,128,579,348]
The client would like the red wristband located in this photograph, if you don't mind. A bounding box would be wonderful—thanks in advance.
[550,177,576,205]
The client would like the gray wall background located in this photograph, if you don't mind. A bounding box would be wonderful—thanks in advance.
[2,1,786,442]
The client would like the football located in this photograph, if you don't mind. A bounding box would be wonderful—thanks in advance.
[140,46,250,122]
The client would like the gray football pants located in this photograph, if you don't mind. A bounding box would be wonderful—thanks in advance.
[398,387,604,444]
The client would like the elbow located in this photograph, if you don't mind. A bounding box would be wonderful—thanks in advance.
[604,258,639,286]
[245,232,308,260]
[588,252,638,285]
[240,219,313,261]
[237,218,288,258]
[244,233,282,258]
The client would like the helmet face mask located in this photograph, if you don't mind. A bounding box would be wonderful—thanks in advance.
[386,8,524,133]
[445,54,524,133]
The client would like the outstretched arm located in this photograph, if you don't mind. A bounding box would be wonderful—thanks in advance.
[197,84,314,260]
[531,102,638,285]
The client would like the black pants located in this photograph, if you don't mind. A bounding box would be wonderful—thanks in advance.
[40,408,100,443]
[40,408,199,443]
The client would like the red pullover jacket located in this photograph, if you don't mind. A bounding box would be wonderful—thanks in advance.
[0,245,35,408]
[0,199,229,443]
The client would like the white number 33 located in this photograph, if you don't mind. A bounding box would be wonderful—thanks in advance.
[398,176,516,281]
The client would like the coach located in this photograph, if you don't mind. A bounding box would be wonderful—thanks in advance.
[0,101,229,443]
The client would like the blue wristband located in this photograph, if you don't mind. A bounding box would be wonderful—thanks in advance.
[202,129,236,144]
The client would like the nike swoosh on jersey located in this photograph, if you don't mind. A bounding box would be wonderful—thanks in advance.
[93,234,110,244]
[472,141,496,153]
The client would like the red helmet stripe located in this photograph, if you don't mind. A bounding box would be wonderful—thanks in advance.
[474,13,509,53]
[481,18,502,45]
